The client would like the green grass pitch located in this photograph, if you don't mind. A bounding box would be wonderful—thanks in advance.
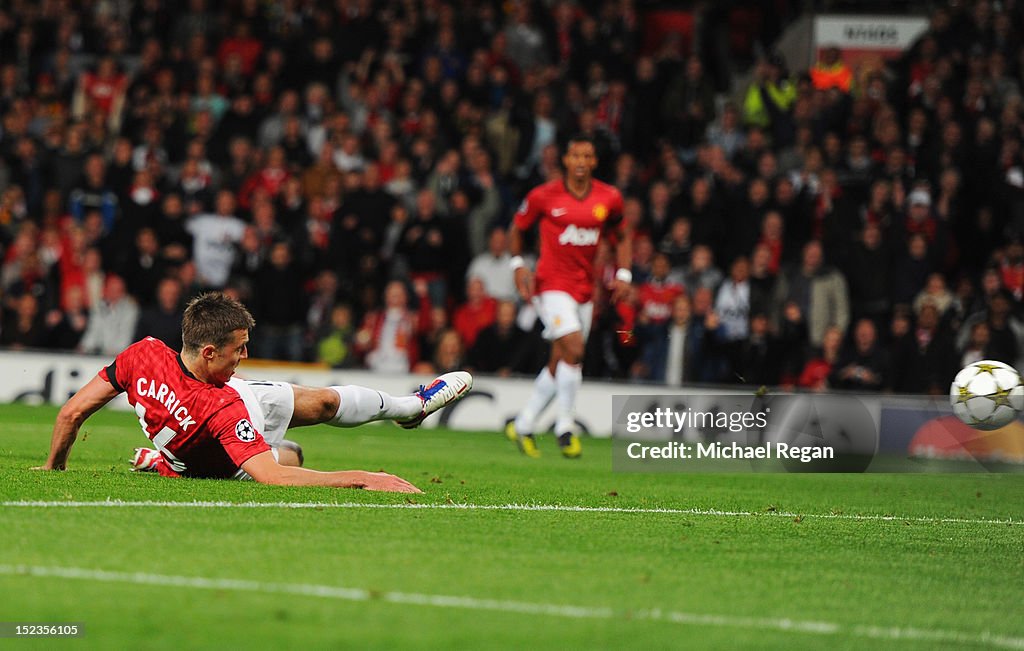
[1,403,1023,649]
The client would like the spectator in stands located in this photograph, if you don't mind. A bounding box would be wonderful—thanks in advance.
[355,280,420,373]
[468,300,531,376]
[424,328,465,375]
[715,256,752,344]
[798,325,844,392]
[913,273,955,320]
[154,194,193,265]
[43,286,89,350]
[638,294,703,385]
[133,277,184,351]
[680,245,723,295]
[733,178,770,262]
[464,148,503,256]
[637,253,685,327]
[466,227,517,303]
[830,318,888,392]
[239,146,291,209]
[52,125,89,200]
[748,243,778,318]
[772,240,849,348]
[72,56,127,130]
[891,302,958,394]
[957,289,1024,367]
[684,178,720,252]
[119,227,166,305]
[996,240,1024,301]
[706,102,747,162]
[317,303,357,369]
[503,3,548,72]
[252,241,306,361]
[732,312,782,386]
[892,234,935,308]
[663,56,717,152]
[69,154,118,234]
[810,46,853,93]
[644,182,676,245]
[78,274,139,356]
[452,277,497,351]
[303,142,344,202]
[844,223,892,328]
[304,270,339,352]
[186,189,246,289]
[959,321,992,368]
[1,293,45,349]
[742,53,796,144]
[687,287,726,377]
[398,189,451,307]
[659,217,693,270]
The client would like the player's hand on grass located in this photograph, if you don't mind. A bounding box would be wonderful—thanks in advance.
[514,267,534,301]
[353,471,423,493]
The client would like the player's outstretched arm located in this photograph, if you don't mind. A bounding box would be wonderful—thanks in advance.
[241,451,423,493]
[36,375,120,470]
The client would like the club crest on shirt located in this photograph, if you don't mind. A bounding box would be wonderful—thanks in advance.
[235,419,257,442]
[593,204,608,221]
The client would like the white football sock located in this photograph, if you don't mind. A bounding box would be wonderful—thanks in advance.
[554,360,582,434]
[514,368,556,436]
[328,386,423,427]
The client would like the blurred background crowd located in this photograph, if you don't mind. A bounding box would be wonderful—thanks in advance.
[0,0,1022,394]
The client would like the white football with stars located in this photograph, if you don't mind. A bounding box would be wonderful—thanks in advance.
[949,360,1024,431]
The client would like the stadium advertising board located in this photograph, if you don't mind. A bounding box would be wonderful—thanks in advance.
[813,14,928,66]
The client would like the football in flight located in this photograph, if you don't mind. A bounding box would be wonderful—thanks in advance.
[949,360,1024,431]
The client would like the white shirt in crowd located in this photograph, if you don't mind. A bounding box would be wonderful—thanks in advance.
[366,309,410,374]
[465,252,519,303]
[80,298,139,356]
[186,213,247,288]
[714,280,750,342]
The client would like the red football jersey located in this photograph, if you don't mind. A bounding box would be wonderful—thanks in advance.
[514,179,625,303]
[99,337,269,478]
[639,279,684,325]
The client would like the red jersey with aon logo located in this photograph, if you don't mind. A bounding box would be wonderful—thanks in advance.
[99,337,269,478]
[514,179,625,303]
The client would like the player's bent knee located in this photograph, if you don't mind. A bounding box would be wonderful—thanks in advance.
[557,336,585,365]
[563,346,584,365]
[316,388,339,422]
[276,440,304,467]
[291,385,340,426]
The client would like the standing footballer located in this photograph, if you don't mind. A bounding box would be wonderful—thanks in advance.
[506,135,632,458]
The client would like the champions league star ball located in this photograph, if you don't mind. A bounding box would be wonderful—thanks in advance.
[949,360,1024,431]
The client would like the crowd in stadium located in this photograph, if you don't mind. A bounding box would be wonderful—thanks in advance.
[0,0,1022,394]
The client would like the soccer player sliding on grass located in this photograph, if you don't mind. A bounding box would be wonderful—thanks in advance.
[35,292,472,493]
[506,134,632,458]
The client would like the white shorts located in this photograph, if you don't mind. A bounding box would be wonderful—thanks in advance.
[227,378,295,448]
[533,291,593,341]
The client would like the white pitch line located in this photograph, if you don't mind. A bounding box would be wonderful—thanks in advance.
[0,564,1021,649]
[2,499,1021,526]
